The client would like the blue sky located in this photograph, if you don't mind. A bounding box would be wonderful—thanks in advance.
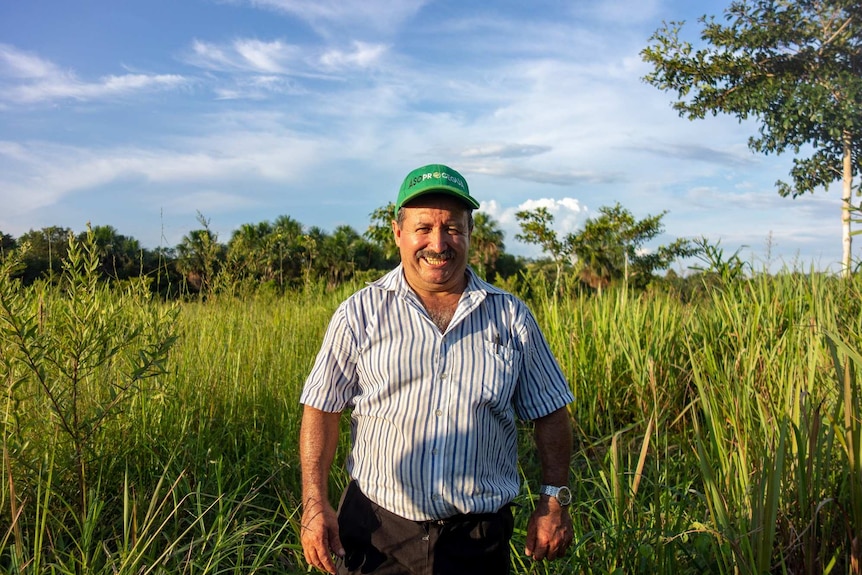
[0,0,847,273]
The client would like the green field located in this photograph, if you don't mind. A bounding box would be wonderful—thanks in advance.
[2,237,861,574]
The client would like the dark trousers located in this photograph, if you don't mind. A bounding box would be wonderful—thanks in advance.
[336,481,514,575]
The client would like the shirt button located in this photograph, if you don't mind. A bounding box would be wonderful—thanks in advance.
[432,448,438,455]
[440,373,447,380]
[435,409,443,416]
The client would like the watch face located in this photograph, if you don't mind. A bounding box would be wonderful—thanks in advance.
[557,486,572,506]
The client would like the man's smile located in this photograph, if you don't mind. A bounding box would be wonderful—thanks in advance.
[417,250,453,266]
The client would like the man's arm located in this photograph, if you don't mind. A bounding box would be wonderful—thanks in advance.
[525,407,574,561]
[299,405,344,574]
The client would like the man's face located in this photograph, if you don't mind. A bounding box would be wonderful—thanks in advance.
[393,194,472,296]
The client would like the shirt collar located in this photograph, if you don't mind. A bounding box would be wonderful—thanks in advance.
[371,264,507,298]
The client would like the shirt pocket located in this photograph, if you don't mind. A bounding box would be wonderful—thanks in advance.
[479,339,522,406]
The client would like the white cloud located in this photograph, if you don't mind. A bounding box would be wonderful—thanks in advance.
[461,143,551,159]
[0,44,186,104]
[188,38,301,73]
[213,75,304,100]
[319,41,388,70]
[239,0,428,37]
[8,73,186,103]
[185,37,388,88]
[479,197,587,257]
[0,43,60,78]
[0,127,326,222]
[235,39,296,73]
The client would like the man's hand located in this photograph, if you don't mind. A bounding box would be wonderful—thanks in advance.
[299,407,344,573]
[524,495,573,561]
[300,497,345,574]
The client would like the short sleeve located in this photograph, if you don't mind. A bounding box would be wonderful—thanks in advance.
[299,303,361,412]
[511,307,574,421]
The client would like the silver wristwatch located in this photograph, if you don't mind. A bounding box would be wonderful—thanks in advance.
[539,484,572,506]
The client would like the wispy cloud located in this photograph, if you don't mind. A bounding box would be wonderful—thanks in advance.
[213,75,305,100]
[183,37,389,96]
[187,38,303,73]
[320,41,388,70]
[461,143,552,159]
[0,126,326,218]
[0,44,186,104]
[626,140,758,167]
[235,0,428,37]
[0,44,59,78]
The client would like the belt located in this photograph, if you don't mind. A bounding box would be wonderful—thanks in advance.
[419,504,513,527]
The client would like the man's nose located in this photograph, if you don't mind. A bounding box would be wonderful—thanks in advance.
[426,228,447,252]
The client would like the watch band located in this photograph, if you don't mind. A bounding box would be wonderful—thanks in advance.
[539,484,572,506]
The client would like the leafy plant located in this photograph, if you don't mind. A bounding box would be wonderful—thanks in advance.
[0,226,179,524]
[642,0,862,276]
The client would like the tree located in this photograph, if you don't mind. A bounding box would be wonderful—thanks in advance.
[516,204,695,292]
[319,225,362,287]
[515,206,571,293]
[271,215,307,284]
[642,0,862,276]
[175,213,225,294]
[227,221,275,283]
[17,226,73,284]
[80,224,148,281]
[569,203,697,290]
[365,203,398,264]
[470,212,505,281]
[0,231,15,255]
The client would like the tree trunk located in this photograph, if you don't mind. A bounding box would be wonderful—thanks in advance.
[842,131,853,278]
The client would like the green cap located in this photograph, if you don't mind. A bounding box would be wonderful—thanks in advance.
[396,164,480,212]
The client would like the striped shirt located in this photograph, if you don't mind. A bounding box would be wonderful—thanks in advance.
[300,265,574,521]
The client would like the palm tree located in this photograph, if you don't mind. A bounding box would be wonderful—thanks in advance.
[364,203,398,263]
[271,215,305,286]
[320,225,362,287]
[469,212,505,281]
[175,214,224,294]
[228,221,274,281]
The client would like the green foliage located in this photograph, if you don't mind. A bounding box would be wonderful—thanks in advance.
[516,203,695,293]
[364,202,398,263]
[469,211,506,281]
[689,236,750,283]
[823,329,862,572]
[8,198,701,299]
[0,231,15,255]
[642,1,862,167]
[569,202,698,290]
[5,220,862,573]
[15,226,73,284]
[642,0,862,273]
[175,213,226,295]
[1,226,180,557]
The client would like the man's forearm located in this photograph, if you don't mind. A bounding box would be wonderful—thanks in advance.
[533,407,573,485]
[299,405,342,507]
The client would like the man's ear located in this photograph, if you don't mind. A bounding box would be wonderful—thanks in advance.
[391,220,401,246]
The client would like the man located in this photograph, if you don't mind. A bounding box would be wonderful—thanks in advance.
[299,163,574,575]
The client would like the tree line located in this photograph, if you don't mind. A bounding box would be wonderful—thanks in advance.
[0,202,702,298]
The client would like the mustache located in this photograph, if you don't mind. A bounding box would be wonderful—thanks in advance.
[416,249,454,260]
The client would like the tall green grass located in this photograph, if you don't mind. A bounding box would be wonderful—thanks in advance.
[2,232,862,574]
